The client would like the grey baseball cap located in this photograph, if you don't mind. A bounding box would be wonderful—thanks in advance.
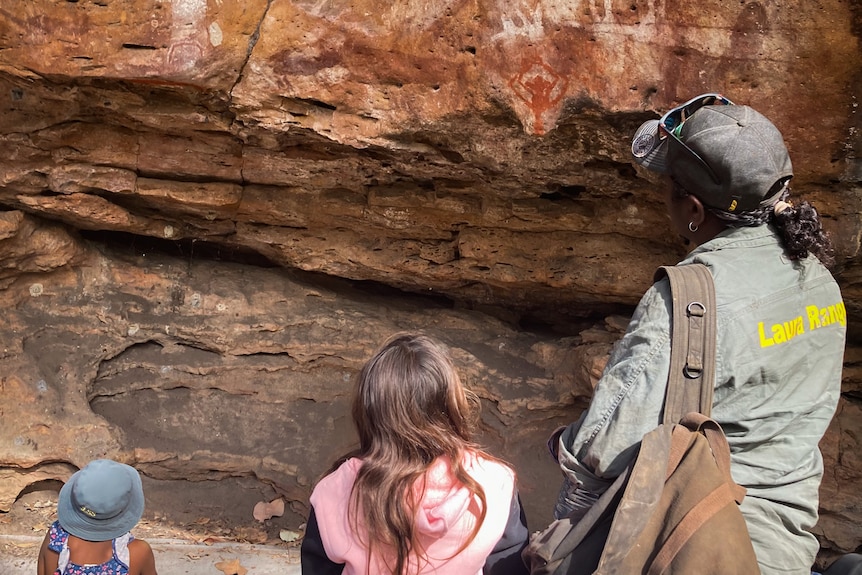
[632,103,793,213]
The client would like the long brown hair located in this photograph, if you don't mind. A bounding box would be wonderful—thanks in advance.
[337,333,491,574]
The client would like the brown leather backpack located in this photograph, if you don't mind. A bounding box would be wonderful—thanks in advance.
[522,264,760,575]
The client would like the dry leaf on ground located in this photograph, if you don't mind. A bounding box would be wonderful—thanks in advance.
[279,529,301,543]
[215,557,248,575]
[252,498,285,522]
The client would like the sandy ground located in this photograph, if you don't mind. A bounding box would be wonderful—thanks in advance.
[0,489,302,574]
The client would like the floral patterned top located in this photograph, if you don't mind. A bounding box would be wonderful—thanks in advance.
[47,521,133,575]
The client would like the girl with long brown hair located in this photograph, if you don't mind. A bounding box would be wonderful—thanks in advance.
[301,333,529,575]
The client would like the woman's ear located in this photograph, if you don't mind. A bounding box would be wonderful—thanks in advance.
[683,194,729,247]
[687,194,708,228]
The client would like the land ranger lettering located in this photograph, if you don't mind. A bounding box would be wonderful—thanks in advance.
[758,301,846,347]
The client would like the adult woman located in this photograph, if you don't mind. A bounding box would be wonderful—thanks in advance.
[302,333,529,575]
[553,94,846,575]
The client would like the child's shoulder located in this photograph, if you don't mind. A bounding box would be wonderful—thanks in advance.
[463,451,516,486]
[464,450,513,471]
[128,537,153,556]
[311,458,362,501]
[127,537,156,575]
[322,457,363,483]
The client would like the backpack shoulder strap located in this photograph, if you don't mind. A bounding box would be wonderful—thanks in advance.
[654,264,717,423]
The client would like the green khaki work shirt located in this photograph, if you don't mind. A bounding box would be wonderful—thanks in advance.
[557,224,846,574]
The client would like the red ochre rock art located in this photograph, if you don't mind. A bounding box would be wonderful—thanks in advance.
[509,56,569,135]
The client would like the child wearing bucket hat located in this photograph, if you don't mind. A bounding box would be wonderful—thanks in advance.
[551,94,845,575]
[37,459,158,575]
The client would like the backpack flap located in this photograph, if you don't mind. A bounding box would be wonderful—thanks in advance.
[679,412,746,504]
[594,418,757,575]
[593,424,675,571]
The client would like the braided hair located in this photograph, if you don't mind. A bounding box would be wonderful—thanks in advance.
[674,178,836,267]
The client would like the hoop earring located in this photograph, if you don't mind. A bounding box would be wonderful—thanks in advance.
[688,222,698,233]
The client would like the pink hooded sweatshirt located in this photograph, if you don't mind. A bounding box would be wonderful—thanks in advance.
[309,452,516,575]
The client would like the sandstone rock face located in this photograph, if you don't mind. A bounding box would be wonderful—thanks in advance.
[0,239,598,528]
[0,0,860,562]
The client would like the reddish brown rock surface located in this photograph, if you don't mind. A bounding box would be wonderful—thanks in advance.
[0,0,860,563]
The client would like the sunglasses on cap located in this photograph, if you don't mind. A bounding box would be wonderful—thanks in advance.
[659,93,734,184]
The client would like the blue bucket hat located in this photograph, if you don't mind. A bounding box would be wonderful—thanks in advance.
[57,459,145,541]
